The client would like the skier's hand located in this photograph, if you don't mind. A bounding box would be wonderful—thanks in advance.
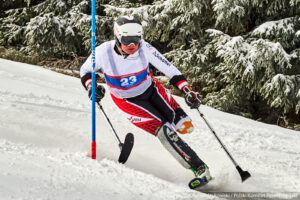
[87,84,105,102]
[183,85,201,109]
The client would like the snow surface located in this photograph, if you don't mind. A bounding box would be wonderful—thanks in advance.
[0,58,300,200]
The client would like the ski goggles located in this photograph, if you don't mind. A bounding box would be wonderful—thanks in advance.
[120,36,141,46]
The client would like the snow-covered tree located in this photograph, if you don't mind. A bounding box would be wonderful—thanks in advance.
[22,13,78,57]
[205,28,300,123]
[1,0,299,128]
[0,0,113,58]
[212,0,300,35]
[250,17,300,51]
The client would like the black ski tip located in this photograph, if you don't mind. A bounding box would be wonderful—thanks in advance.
[236,165,251,182]
[118,133,134,164]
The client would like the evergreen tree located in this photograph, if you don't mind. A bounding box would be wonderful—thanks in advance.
[205,27,300,122]
[0,0,299,128]
[0,0,113,58]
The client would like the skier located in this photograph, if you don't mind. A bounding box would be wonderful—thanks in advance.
[80,15,212,184]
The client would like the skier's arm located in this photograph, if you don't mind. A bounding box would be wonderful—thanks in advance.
[142,41,189,90]
[80,46,105,102]
[80,45,102,89]
[143,41,201,108]
[80,52,102,90]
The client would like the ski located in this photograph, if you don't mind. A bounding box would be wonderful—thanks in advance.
[118,133,134,164]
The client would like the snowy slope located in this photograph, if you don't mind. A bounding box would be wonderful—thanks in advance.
[0,58,299,200]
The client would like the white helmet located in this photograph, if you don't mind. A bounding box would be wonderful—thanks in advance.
[114,15,143,46]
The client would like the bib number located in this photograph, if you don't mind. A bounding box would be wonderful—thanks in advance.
[120,76,137,87]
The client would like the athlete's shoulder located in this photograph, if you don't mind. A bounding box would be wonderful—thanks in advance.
[141,40,172,67]
[140,40,155,52]
[96,40,113,50]
[95,40,114,56]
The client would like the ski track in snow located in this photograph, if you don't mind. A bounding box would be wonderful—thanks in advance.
[0,58,300,200]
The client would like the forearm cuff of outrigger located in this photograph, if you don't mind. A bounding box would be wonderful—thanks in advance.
[81,73,99,90]
[170,75,188,90]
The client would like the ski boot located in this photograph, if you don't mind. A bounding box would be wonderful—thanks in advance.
[188,164,212,189]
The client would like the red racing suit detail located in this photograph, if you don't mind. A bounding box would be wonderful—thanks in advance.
[111,78,187,135]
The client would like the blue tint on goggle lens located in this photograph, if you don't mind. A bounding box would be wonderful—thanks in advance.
[121,36,141,46]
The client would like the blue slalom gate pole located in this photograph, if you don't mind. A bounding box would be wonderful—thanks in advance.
[91,0,96,159]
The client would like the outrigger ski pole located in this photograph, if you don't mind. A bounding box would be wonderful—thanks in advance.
[96,102,134,164]
[196,109,251,182]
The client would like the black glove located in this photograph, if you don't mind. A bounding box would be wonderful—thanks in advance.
[87,84,105,102]
[183,86,201,109]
